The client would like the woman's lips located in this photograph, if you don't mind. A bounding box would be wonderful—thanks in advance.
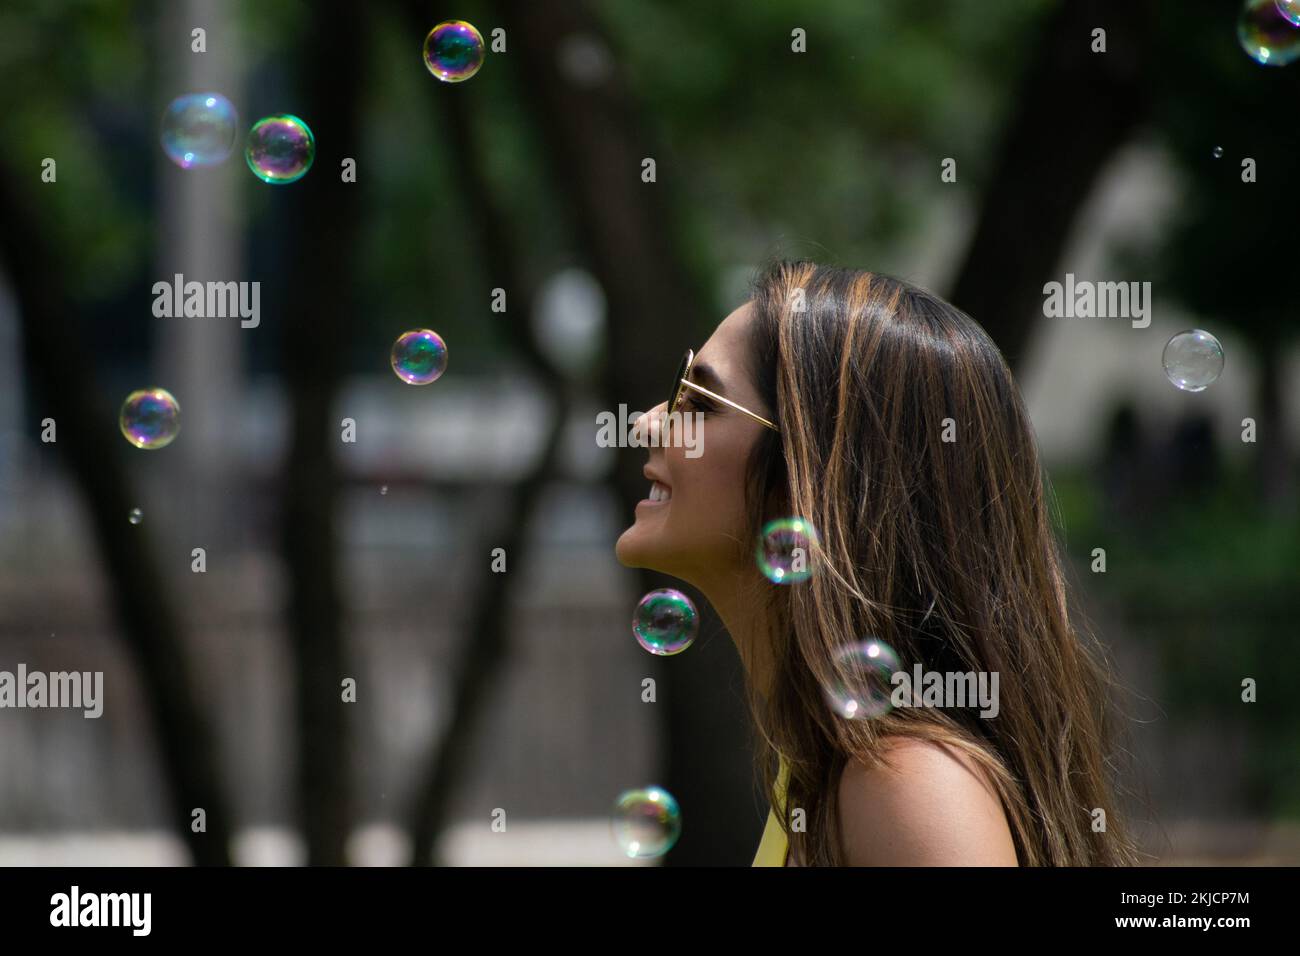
[637,479,672,507]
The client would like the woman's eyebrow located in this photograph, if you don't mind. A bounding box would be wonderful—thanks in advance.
[689,360,726,394]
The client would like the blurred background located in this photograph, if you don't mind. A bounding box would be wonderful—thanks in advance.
[0,0,1297,865]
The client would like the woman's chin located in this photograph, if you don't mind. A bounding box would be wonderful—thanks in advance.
[615,522,681,575]
[614,527,653,569]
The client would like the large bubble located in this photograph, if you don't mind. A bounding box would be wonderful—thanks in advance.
[1238,0,1300,65]
[632,589,698,656]
[119,388,181,449]
[160,93,238,169]
[390,330,449,385]
[611,786,681,859]
[756,517,819,584]
[1276,0,1300,27]
[1163,330,1224,392]
[423,20,486,82]
[245,114,316,184]
[823,639,902,720]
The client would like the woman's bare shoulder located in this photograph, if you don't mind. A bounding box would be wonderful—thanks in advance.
[836,736,1020,866]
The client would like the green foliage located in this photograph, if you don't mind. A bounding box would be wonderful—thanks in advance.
[1054,464,1300,819]
[1131,2,1300,348]
[594,0,1051,315]
[355,6,575,373]
[0,0,150,299]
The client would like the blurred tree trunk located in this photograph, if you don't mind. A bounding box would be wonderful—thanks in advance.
[279,0,368,866]
[1253,324,1293,513]
[950,0,1152,372]
[0,167,233,866]
[396,26,570,865]
[492,0,761,864]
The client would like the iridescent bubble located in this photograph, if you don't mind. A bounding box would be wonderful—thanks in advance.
[756,517,819,584]
[245,114,315,184]
[611,786,681,859]
[1212,146,1224,159]
[119,388,181,449]
[824,640,902,720]
[1238,0,1300,66]
[423,20,486,82]
[632,589,697,656]
[390,329,449,385]
[1163,330,1224,392]
[160,93,238,169]
[1277,0,1300,27]
[128,508,144,526]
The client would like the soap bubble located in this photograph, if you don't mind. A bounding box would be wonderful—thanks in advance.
[119,388,181,449]
[160,93,238,168]
[756,517,819,584]
[632,589,697,656]
[423,20,486,82]
[245,114,315,184]
[1212,146,1224,159]
[611,786,681,859]
[824,640,902,720]
[1238,0,1300,66]
[390,329,449,385]
[1277,0,1300,27]
[1163,330,1224,392]
[128,508,143,525]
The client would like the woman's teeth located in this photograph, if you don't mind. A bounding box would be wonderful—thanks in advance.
[649,480,672,502]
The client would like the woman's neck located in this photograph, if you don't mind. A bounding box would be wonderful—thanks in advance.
[698,566,777,701]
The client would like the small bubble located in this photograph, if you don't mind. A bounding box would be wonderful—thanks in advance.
[160,92,237,169]
[128,508,144,525]
[423,20,486,82]
[1163,329,1224,392]
[391,329,449,385]
[245,114,315,184]
[611,786,681,859]
[1212,146,1224,158]
[632,589,697,656]
[380,485,389,496]
[824,640,902,720]
[120,388,181,449]
[1238,0,1300,66]
[756,517,819,584]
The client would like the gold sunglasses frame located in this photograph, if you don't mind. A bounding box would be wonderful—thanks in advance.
[669,348,779,433]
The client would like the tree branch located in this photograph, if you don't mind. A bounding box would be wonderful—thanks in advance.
[949,0,1152,371]
[0,161,233,866]
[278,0,370,866]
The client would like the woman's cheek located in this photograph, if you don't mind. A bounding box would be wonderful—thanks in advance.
[681,456,741,552]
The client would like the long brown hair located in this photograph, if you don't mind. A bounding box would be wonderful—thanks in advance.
[739,259,1141,865]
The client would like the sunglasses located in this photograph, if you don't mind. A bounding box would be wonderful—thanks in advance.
[668,348,779,432]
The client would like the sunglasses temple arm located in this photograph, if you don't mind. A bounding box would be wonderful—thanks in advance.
[678,379,778,431]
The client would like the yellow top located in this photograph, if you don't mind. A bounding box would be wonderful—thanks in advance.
[751,757,791,866]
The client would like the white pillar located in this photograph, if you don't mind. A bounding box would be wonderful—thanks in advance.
[154,0,244,549]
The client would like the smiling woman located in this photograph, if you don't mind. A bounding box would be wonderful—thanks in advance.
[615,258,1141,867]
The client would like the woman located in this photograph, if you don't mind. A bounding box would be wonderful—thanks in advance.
[615,259,1139,866]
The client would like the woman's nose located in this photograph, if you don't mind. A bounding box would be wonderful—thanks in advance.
[636,402,669,446]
